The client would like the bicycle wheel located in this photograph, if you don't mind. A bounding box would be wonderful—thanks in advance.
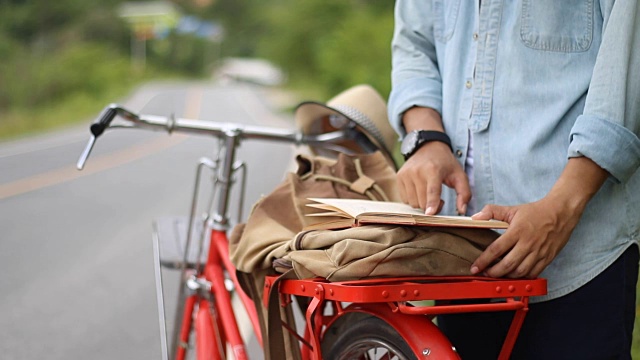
[324,316,417,360]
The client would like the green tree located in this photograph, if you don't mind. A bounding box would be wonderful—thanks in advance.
[253,0,394,97]
[314,7,394,96]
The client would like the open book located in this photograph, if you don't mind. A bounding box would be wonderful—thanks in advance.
[305,198,509,230]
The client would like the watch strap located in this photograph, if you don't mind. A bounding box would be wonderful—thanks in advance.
[404,130,453,160]
[416,130,453,152]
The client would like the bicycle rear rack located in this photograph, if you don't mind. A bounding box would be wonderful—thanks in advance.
[267,275,547,360]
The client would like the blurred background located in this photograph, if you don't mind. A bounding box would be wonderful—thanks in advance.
[0,0,395,140]
[0,1,396,359]
[1,1,638,359]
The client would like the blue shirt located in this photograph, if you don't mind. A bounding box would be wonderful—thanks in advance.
[389,0,640,301]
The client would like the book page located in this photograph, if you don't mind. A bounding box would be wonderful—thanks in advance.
[307,198,426,217]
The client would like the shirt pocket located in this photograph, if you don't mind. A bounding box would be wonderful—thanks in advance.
[433,0,461,42]
[520,0,594,52]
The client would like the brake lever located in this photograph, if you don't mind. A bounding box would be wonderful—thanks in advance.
[76,135,96,170]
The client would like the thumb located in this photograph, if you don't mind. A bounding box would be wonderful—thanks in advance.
[472,204,512,221]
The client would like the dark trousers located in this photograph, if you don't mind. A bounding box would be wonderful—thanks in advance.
[437,245,639,360]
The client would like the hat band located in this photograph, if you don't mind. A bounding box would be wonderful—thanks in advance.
[332,104,387,152]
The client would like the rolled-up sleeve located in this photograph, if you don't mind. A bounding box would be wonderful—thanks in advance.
[389,0,443,137]
[568,0,640,183]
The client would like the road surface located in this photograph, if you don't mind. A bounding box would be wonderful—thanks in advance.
[0,81,298,359]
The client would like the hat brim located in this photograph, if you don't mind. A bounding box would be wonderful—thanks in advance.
[294,101,396,168]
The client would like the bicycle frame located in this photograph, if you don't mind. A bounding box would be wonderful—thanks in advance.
[173,229,257,360]
[79,103,548,360]
[167,132,262,360]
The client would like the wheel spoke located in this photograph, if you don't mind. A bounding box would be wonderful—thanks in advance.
[335,339,410,360]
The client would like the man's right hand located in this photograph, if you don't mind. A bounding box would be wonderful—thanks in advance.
[398,107,471,215]
[397,142,471,215]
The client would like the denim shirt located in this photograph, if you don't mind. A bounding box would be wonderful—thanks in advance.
[389,0,640,301]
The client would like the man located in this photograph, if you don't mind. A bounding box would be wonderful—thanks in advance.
[389,1,640,358]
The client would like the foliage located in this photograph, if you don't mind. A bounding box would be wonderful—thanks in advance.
[0,0,128,108]
[193,0,264,57]
[0,0,181,139]
[0,0,396,139]
[252,0,394,98]
[314,9,394,98]
[148,32,215,76]
[0,0,202,139]
[0,40,173,139]
[2,44,124,108]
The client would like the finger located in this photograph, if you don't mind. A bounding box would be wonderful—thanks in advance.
[471,204,496,220]
[397,177,408,205]
[397,168,421,209]
[470,233,516,276]
[526,259,548,279]
[472,204,512,221]
[450,173,471,215]
[403,177,422,210]
[484,241,530,278]
[415,176,428,211]
[505,252,538,279]
[424,174,443,215]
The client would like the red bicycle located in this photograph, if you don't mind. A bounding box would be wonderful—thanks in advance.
[77,100,546,360]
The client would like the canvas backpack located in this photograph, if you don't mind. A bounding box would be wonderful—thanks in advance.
[228,151,499,359]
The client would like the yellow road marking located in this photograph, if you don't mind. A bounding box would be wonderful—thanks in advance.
[184,86,204,119]
[0,135,187,200]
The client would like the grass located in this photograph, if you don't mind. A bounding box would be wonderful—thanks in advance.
[0,75,185,141]
[0,88,131,141]
[0,57,186,141]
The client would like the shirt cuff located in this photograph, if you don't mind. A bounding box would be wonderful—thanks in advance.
[388,77,443,137]
[568,114,640,183]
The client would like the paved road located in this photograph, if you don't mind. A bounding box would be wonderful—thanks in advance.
[0,82,297,359]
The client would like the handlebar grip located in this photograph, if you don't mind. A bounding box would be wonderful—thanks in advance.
[90,104,118,138]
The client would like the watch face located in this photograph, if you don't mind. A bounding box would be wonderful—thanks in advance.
[401,130,419,156]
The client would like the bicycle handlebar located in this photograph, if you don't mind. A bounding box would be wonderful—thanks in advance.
[90,104,124,137]
[77,103,361,170]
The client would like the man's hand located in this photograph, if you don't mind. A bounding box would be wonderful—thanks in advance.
[470,199,580,278]
[398,143,471,215]
[470,156,609,278]
[399,106,471,215]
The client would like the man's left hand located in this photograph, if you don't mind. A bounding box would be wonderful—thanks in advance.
[469,197,581,278]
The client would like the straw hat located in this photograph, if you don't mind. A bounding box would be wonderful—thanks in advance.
[294,84,398,169]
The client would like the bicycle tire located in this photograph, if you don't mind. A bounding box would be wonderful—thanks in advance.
[324,315,418,360]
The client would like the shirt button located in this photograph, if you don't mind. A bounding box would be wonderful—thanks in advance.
[456,150,463,158]
[465,81,472,89]
[473,33,479,41]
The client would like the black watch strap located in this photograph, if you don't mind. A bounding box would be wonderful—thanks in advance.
[403,130,453,160]
[416,130,453,152]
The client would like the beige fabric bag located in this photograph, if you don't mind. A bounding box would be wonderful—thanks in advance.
[229,150,400,272]
[275,225,499,281]
[229,151,400,360]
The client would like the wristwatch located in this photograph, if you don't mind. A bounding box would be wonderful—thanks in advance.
[400,130,453,160]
